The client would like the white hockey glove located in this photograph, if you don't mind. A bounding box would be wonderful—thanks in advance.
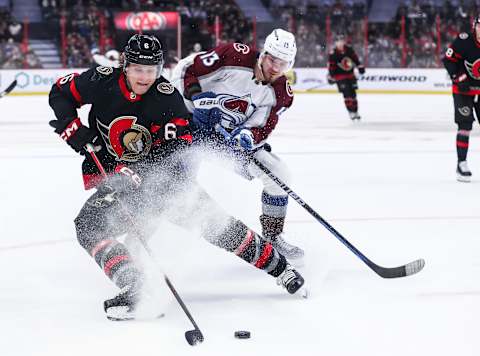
[230,128,255,150]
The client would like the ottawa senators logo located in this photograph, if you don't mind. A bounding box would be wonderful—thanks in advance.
[96,66,113,75]
[96,116,152,162]
[157,82,174,94]
[464,59,480,80]
[338,57,354,71]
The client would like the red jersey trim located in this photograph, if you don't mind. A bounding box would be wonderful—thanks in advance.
[452,84,480,95]
[83,173,106,190]
[333,73,356,81]
[69,77,83,105]
[170,118,189,126]
[178,134,193,143]
[118,73,142,102]
[444,56,458,63]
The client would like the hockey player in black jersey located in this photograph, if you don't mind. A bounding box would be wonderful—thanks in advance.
[327,35,365,121]
[442,16,480,182]
[48,34,305,320]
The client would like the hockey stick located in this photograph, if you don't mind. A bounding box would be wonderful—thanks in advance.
[0,80,17,98]
[215,125,425,279]
[85,144,204,346]
[305,81,329,91]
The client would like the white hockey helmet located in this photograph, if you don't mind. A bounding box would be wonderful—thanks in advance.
[261,29,297,71]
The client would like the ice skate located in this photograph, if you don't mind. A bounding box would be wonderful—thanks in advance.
[349,111,361,121]
[104,282,142,321]
[456,161,472,182]
[277,264,305,294]
[266,233,305,260]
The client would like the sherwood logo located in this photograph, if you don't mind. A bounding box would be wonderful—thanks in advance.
[360,75,427,82]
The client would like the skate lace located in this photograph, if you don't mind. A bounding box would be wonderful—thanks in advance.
[278,266,297,287]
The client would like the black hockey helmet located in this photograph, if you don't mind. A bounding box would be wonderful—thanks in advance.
[123,34,164,78]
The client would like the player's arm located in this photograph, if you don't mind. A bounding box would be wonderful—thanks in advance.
[239,79,294,148]
[350,47,365,74]
[442,37,465,79]
[182,44,229,99]
[48,67,105,154]
[182,43,253,100]
[442,36,470,92]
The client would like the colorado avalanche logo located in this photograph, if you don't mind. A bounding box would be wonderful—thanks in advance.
[464,59,480,80]
[216,94,256,128]
[338,57,354,71]
[96,116,152,162]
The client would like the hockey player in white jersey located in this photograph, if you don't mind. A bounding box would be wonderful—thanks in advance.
[171,29,304,260]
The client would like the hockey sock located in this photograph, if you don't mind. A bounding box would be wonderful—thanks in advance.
[260,214,285,239]
[90,239,142,289]
[344,97,358,112]
[456,130,470,162]
[260,191,288,236]
[209,218,287,277]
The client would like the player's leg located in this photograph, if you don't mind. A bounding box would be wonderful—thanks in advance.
[453,93,474,182]
[171,185,305,294]
[207,217,305,294]
[247,148,305,260]
[339,80,360,120]
[74,187,144,319]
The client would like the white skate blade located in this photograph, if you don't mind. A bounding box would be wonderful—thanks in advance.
[106,306,165,321]
[299,287,309,299]
[456,173,471,183]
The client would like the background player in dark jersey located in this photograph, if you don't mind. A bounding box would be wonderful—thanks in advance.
[327,35,366,121]
[49,34,305,320]
[442,16,480,182]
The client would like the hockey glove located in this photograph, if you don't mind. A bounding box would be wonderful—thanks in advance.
[191,92,223,131]
[453,73,470,93]
[327,75,336,85]
[49,117,100,154]
[230,128,255,151]
[358,65,366,75]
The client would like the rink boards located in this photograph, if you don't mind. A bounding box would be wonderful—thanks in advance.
[0,67,452,95]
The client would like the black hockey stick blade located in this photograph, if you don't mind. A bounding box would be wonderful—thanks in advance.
[185,329,204,346]
[0,80,17,98]
[370,258,425,278]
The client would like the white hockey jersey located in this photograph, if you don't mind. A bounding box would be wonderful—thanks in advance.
[170,42,294,144]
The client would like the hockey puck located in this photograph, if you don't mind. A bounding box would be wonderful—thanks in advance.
[234,330,251,339]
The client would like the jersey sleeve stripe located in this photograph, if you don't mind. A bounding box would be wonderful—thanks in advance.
[69,78,83,105]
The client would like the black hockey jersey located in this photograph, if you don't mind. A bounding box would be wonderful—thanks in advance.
[328,45,361,81]
[49,66,192,189]
[443,31,480,95]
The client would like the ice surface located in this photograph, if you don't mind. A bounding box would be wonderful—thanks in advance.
[0,93,479,356]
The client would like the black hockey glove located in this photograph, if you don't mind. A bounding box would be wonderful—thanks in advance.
[358,65,366,75]
[49,117,100,154]
[453,73,470,93]
[327,75,336,85]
